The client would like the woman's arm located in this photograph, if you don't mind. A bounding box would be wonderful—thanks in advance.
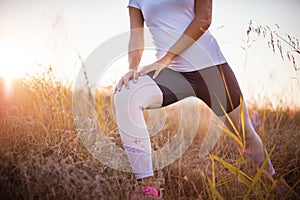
[115,7,144,92]
[128,7,144,70]
[140,0,212,78]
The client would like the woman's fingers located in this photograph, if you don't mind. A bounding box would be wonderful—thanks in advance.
[153,68,162,79]
[124,75,130,89]
[133,70,138,83]
[139,64,154,76]
[140,63,165,79]
[114,77,124,93]
[118,77,125,90]
[114,69,141,93]
[115,63,164,94]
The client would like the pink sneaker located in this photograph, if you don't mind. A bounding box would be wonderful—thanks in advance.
[130,186,163,200]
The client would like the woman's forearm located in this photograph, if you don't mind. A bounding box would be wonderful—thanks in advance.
[128,37,144,70]
[128,7,145,70]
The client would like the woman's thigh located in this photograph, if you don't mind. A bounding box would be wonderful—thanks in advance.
[147,63,243,116]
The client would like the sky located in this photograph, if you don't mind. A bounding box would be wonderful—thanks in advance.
[0,0,299,108]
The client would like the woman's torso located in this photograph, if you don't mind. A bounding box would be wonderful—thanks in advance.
[128,0,227,71]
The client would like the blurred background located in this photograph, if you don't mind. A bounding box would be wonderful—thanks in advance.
[0,0,299,108]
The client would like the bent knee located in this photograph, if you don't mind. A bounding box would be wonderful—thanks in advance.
[114,75,163,109]
[114,79,138,105]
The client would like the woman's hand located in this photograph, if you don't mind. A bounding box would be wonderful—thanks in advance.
[139,55,173,79]
[114,68,139,93]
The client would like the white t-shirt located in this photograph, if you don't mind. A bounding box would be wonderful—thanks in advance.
[128,0,226,72]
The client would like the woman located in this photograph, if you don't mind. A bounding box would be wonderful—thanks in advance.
[114,0,275,198]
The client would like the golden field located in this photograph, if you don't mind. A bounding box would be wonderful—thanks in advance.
[0,69,299,200]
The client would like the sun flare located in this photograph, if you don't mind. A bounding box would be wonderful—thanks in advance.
[0,40,50,93]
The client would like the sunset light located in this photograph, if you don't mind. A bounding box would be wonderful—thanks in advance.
[0,40,51,93]
[0,0,299,199]
[0,42,31,79]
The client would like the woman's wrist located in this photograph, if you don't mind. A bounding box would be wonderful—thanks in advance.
[129,65,138,70]
[129,68,138,72]
[162,52,176,65]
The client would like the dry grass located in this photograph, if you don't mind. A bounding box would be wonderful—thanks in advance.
[0,69,299,200]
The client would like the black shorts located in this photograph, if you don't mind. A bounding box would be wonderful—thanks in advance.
[147,62,243,116]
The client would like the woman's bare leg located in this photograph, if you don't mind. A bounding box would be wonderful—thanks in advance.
[223,101,275,175]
